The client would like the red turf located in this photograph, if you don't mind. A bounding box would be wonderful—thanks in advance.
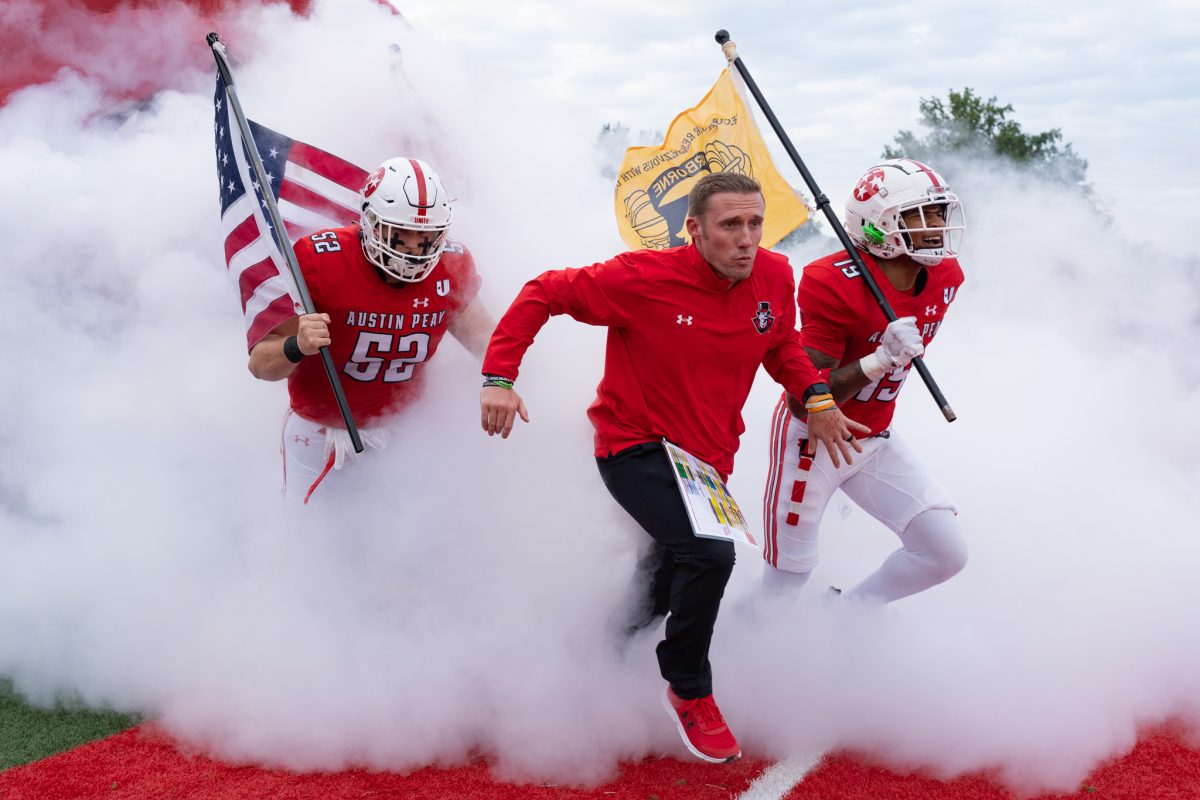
[0,726,770,800]
[1,725,1196,799]
[788,729,1200,799]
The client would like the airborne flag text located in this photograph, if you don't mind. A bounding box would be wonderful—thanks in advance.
[613,70,809,251]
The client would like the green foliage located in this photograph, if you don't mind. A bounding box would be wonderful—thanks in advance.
[885,88,1089,188]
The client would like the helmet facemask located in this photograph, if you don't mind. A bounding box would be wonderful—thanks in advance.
[845,159,966,267]
[892,198,965,266]
[361,206,449,282]
[359,157,453,283]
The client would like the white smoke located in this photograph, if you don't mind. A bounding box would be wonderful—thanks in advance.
[1,0,1198,794]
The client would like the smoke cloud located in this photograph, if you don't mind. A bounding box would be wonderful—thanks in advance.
[1,1,1197,794]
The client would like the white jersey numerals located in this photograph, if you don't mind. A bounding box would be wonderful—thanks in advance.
[310,231,342,254]
[855,365,910,403]
[343,331,431,383]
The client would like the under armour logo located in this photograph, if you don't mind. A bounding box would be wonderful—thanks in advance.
[676,315,693,325]
[925,304,939,316]
[293,436,310,446]
[413,298,430,308]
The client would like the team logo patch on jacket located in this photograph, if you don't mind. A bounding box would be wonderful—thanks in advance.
[752,301,776,334]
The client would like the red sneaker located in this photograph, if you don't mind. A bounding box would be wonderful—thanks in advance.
[661,686,742,763]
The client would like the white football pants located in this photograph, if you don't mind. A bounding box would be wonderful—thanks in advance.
[761,395,966,603]
[281,410,337,506]
[280,409,391,507]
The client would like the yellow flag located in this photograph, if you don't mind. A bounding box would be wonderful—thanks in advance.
[614,70,809,251]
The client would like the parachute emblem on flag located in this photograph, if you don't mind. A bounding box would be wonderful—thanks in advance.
[621,141,758,250]
[622,190,672,250]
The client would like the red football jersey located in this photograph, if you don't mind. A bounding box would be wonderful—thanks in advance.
[286,225,480,426]
[797,249,964,435]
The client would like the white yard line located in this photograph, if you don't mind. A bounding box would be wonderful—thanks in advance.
[735,752,826,800]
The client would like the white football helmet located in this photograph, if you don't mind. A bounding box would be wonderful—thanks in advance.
[359,157,453,282]
[844,158,965,267]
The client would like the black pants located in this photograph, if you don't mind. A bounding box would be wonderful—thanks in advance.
[596,442,736,699]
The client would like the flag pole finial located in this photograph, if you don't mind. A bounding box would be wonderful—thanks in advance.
[714,30,737,63]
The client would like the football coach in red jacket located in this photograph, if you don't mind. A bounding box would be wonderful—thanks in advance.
[479,172,867,763]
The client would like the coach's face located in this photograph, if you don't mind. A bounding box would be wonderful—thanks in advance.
[686,191,765,284]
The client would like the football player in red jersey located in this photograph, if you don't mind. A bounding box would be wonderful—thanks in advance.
[479,173,867,764]
[248,157,524,505]
[761,158,968,603]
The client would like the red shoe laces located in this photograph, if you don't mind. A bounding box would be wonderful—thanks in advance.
[685,696,728,731]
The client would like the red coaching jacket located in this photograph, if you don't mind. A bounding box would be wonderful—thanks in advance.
[482,244,824,477]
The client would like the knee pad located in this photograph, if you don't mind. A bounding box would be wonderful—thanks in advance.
[904,508,967,581]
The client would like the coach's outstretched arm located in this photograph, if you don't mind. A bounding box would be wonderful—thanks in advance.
[479,260,633,439]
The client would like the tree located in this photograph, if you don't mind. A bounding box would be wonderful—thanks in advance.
[884,88,1089,189]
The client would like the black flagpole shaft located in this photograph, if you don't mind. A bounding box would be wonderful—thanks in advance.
[207,33,364,451]
[714,30,955,423]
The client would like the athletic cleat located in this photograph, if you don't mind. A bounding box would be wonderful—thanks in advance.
[661,687,742,763]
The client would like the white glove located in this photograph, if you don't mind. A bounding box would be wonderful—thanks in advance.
[323,425,392,470]
[860,316,924,381]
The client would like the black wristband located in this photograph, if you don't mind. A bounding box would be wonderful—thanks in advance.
[283,335,306,364]
[801,382,831,402]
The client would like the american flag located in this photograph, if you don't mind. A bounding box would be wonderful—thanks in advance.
[213,76,368,350]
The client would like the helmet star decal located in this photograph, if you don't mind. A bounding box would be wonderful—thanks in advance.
[363,167,386,198]
[853,168,886,202]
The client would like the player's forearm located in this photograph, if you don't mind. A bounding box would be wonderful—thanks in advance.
[248,339,299,381]
[795,346,871,407]
[449,298,498,361]
[826,360,873,404]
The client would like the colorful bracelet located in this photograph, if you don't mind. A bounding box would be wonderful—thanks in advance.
[804,392,836,414]
[482,374,514,389]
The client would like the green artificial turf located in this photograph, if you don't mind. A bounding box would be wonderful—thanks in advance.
[0,679,136,771]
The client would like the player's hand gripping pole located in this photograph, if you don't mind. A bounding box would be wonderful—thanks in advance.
[207,32,364,452]
[714,30,956,422]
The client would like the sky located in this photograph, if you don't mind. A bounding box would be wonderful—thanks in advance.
[404,0,1199,252]
[1,0,1199,794]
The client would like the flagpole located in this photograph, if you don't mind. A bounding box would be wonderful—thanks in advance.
[207,32,364,452]
[715,30,956,423]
